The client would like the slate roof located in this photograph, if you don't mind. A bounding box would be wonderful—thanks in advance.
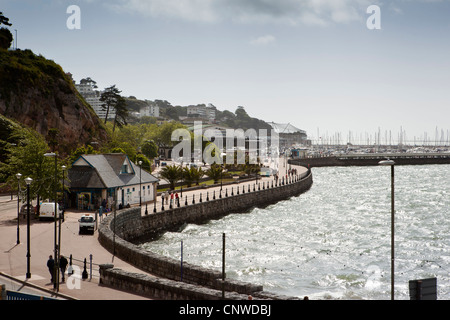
[68,153,159,189]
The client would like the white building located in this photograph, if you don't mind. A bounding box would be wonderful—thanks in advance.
[186,104,216,122]
[75,82,116,120]
[139,103,160,118]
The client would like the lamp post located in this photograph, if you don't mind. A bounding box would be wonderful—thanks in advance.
[139,161,142,207]
[25,177,32,279]
[44,152,59,291]
[379,159,395,300]
[180,161,183,198]
[59,165,66,281]
[16,173,22,245]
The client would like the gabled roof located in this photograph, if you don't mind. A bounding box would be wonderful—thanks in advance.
[69,153,159,189]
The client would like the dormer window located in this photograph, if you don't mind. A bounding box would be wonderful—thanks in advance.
[120,164,128,174]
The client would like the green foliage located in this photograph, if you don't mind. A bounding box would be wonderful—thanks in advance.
[135,154,152,172]
[141,140,158,159]
[182,166,204,187]
[69,144,98,164]
[205,164,223,184]
[158,165,182,190]
[0,27,12,49]
[0,49,71,107]
[0,120,68,201]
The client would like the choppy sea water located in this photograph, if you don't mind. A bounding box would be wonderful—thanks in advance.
[140,165,450,300]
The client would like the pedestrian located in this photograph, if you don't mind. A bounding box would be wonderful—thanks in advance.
[99,206,103,222]
[165,191,169,205]
[60,255,68,282]
[170,192,174,208]
[175,192,179,206]
[161,192,165,205]
[47,255,55,283]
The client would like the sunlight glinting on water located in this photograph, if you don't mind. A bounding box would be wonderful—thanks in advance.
[141,165,450,300]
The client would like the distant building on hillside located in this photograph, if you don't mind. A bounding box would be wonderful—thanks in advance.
[186,104,216,123]
[139,102,160,118]
[267,122,309,149]
[75,81,116,120]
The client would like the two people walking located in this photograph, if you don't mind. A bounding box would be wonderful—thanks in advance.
[47,254,69,283]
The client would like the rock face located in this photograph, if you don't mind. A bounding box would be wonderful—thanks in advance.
[0,49,109,155]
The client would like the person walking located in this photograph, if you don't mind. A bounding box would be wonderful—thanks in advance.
[59,255,68,282]
[47,255,55,283]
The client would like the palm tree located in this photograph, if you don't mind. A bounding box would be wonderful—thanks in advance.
[205,164,223,184]
[159,165,181,190]
[183,167,204,187]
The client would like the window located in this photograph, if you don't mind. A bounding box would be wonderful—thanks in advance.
[121,164,128,174]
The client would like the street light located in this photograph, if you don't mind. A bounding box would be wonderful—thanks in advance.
[44,152,59,291]
[16,173,22,245]
[25,177,32,279]
[138,160,142,207]
[379,159,395,300]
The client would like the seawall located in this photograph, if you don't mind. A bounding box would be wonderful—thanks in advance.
[291,154,450,168]
[98,169,313,300]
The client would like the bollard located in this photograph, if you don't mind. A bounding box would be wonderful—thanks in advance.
[82,258,88,280]
[68,254,73,275]
[89,254,93,281]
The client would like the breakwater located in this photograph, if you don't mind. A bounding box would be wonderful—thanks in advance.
[291,152,450,167]
[98,169,313,300]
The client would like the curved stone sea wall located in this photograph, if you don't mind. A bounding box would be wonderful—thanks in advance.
[98,170,313,300]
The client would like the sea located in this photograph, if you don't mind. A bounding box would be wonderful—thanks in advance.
[140,164,450,300]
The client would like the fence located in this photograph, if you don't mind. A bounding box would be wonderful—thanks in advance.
[66,253,100,281]
[1,284,57,301]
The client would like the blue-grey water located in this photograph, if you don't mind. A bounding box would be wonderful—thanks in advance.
[141,165,450,300]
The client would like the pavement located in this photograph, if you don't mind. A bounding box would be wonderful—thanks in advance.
[0,158,306,300]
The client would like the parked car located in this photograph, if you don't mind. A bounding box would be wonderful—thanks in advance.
[20,204,35,218]
[39,202,62,221]
[78,214,95,234]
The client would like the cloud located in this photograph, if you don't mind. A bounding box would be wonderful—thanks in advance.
[250,34,276,45]
[109,0,376,25]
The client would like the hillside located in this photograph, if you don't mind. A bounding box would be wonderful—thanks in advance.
[0,49,109,155]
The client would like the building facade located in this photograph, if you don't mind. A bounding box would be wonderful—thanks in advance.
[75,82,116,120]
[67,153,159,211]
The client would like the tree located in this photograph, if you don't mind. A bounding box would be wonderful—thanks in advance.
[141,140,158,159]
[158,165,181,190]
[135,154,151,172]
[100,85,121,124]
[0,12,12,26]
[0,12,13,50]
[112,95,128,133]
[181,166,204,187]
[80,77,97,89]
[205,164,223,184]
[0,124,67,204]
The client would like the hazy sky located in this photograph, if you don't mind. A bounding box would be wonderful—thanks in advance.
[2,0,450,144]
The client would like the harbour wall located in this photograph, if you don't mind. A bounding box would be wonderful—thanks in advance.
[98,170,313,300]
[291,155,450,168]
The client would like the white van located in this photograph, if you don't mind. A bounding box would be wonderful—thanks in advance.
[39,202,62,221]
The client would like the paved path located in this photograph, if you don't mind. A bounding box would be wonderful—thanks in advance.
[0,158,306,300]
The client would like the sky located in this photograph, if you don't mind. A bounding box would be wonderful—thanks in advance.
[2,0,450,144]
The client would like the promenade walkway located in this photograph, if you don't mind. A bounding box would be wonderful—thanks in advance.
[0,159,306,300]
